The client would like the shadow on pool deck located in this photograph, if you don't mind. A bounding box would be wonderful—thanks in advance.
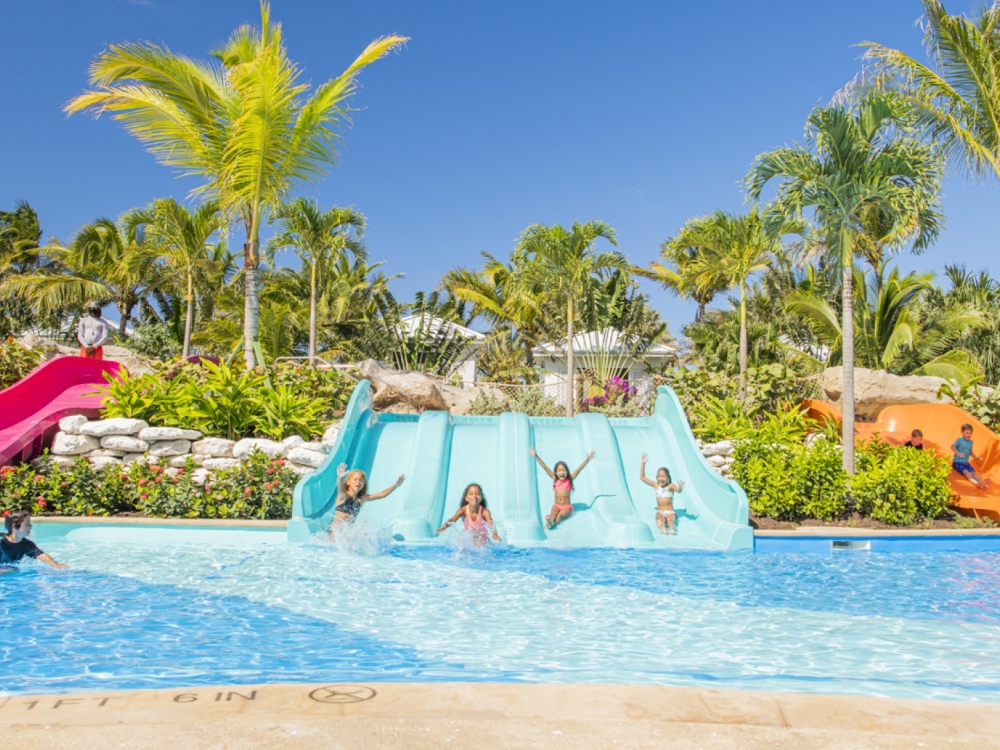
[2,682,999,749]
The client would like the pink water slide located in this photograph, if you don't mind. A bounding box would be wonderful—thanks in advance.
[0,357,120,466]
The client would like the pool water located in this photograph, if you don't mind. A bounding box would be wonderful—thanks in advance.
[3,529,1000,701]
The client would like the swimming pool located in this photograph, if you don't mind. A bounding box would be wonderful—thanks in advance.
[3,525,1000,702]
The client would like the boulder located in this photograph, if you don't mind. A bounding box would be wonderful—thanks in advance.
[438,382,479,416]
[706,454,727,468]
[34,455,76,469]
[191,469,211,485]
[99,345,155,376]
[138,427,202,442]
[233,438,285,460]
[321,423,341,447]
[167,454,204,468]
[282,435,305,449]
[358,360,448,412]
[123,453,159,467]
[80,418,149,437]
[286,463,314,476]
[15,332,61,360]
[84,448,126,458]
[821,367,950,421]
[58,415,89,435]
[147,439,192,457]
[286,447,326,468]
[164,467,181,479]
[101,435,149,452]
[51,432,101,456]
[202,457,241,471]
[192,438,236,458]
[301,441,329,454]
[88,456,122,471]
[701,440,734,458]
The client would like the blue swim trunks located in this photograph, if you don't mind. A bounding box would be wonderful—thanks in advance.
[953,461,974,474]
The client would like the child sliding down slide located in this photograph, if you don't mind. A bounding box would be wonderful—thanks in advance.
[952,424,991,490]
[639,454,685,535]
[436,483,501,545]
[529,447,595,529]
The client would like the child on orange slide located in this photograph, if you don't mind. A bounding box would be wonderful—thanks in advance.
[952,424,991,490]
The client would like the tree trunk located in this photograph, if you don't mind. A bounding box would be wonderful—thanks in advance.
[739,282,748,401]
[183,268,194,359]
[243,240,260,368]
[841,262,856,474]
[309,260,318,367]
[565,297,574,418]
[118,302,130,337]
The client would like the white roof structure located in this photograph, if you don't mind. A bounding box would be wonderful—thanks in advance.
[532,328,674,358]
[398,314,486,344]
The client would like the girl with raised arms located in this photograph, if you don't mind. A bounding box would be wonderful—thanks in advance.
[529,447,595,529]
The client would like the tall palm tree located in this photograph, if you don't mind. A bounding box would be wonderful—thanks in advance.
[515,221,627,416]
[0,215,165,336]
[65,2,406,366]
[132,199,222,357]
[666,209,784,398]
[747,93,943,473]
[642,242,727,322]
[268,198,366,365]
[862,0,1000,180]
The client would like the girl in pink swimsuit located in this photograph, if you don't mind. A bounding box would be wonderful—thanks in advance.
[436,483,501,545]
[529,447,596,529]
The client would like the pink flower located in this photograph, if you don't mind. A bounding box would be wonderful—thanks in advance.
[1,510,8,517]
[244,487,253,496]
[139,492,149,500]
[154,477,162,484]
[37,497,47,508]
[0,466,14,477]
[60,481,68,488]
[34,475,45,482]
[265,468,275,475]
[137,478,147,487]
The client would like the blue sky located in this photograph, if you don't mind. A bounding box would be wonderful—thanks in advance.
[0,0,995,335]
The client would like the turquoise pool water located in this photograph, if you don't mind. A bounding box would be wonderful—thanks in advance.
[3,526,1000,701]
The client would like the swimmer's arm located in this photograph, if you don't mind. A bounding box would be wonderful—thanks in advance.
[436,507,464,533]
[529,448,555,479]
[37,553,68,570]
[483,508,501,541]
[670,482,685,493]
[571,451,596,479]
[639,454,656,487]
[365,474,406,502]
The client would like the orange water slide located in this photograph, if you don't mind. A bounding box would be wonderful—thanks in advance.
[802,399,1000,522]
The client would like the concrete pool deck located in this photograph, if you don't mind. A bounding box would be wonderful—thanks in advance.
[2,682,997,749]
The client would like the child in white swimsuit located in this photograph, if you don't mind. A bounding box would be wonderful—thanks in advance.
[640,454,685,535]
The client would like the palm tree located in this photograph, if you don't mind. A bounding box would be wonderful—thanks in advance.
[642,242,727,322]
[132,199,222,357]
[268,198,366,365]
[747,93,943,473]
[515,221,627,416]
[65,2,407,366]
[862,0,1000,180]
[0,215,165,336]
[665,209,783,398]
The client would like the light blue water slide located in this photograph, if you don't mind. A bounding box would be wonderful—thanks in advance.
[288,380,753,550]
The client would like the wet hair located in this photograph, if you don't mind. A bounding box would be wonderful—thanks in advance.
[4,510,29,534]
[656,467,672,484]
[340,469,368,498]
[553,461,573,489]
[911,429,923,438]
[459,483,487,508]
[962,423,974,433]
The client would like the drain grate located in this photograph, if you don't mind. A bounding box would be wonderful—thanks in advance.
[831,539,871,551]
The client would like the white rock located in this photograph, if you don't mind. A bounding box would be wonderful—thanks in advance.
[122,453,159,467]
[191,469,211,485]
[51,432,101,456]
[282,435,305,449]
[706,454,727,468]
[191,438,236,458]
[167,454,203,468]
[147,439,192,457]
[701,440,734,458]
[163,467,181,479]
[34,455,77,469]
[79,418,149,437]
[233,438,285,459]
[321,423,341,446]
[84,448,126,458]
[202,457,241,471]
[286,447,326,468]
[101,435,149,452]
[138,427,202,442]
[286,462,314,476]
[88,456,122,470]
[58,415,89,435]
[301,441,330,454]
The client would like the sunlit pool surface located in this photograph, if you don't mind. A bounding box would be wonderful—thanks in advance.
[3,527,1000,701]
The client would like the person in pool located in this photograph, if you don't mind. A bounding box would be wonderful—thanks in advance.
[0,511,68,574]
[328,464,405,537]
[639,454,685,535]
[529,447,595,529]
[436,483,501,545]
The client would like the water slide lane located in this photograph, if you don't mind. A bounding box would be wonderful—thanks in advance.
[0,356,121,466]
[290,382,752,549]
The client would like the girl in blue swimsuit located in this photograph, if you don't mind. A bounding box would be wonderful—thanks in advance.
[328,463,405,537]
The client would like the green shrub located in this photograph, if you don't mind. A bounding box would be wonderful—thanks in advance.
[0,337,42,390]
[851,441,953,525]
[0,457,136,516]
[938,379,1000,432]
[252,385,324,440]
[468,387,564,417]
[125,323,181,360]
